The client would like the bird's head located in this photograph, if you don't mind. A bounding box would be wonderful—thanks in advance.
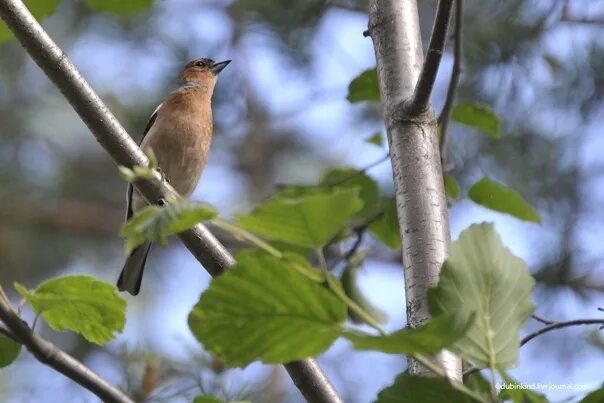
[179,58,230,88]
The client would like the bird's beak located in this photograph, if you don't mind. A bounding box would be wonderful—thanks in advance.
[211,60,231,75]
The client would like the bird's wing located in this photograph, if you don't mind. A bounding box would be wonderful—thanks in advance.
[125,103,163,221]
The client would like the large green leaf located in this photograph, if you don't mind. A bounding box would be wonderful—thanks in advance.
[321,168,380,219]
[15,276,126,344]
[451,101,501,139]
[468,178,541,223]
[188,251,347,367]
[238,187,363,248]
[83,0,154,14]
[428,223,535,369]
[368,199,401,249]
[0,0,61,43]
[344,314,473,355]
[375,373,474,403]
[121,201,218,254]
[0,333,20,368]
[499,372,547,403]
[347,68,380,103]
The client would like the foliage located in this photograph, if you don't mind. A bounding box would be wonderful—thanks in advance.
[0,333,20,368]
[451,101,502,139]
[468,178,541,223]
[14,276,126,344]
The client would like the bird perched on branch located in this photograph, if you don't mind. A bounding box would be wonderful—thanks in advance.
[117,58,231,295]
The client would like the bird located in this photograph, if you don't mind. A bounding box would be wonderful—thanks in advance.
[117,57,231,295]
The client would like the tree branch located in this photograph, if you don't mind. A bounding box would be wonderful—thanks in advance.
[0,289,134,403]
[0,1,341,402]
[407,0,455,114]
[437,0,463,169]
[521,319,604,346]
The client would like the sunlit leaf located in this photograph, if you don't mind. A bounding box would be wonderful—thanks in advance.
[0,0,61,43]
[428,223,535,369]
[188,251,346,367]
[15,276,126,344]
[452,101,501,139]
[238,188,363,248]
[321,168,380,219]
[347,68,380,103]
[468,178,541,223]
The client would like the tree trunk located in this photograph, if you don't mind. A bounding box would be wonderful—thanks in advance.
[368,0,461,380]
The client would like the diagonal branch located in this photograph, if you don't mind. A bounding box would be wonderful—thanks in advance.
[0,289,134,403]
[437,0,463,169]
[0,1,341,402]
[407,0,455,114]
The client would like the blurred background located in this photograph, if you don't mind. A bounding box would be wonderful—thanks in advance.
[1,0,604,402]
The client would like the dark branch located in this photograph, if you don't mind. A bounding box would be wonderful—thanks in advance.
[0,1,341,402]
[437,0,463,169]
[407,0,455,114]
[521,319,604,346]
[0,292,133,403]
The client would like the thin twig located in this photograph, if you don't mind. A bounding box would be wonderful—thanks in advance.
[407,0,455,114]
[0,1,341,402]
[0,287,134,403]
[521,319,604,346]
[531,314,555,325]
[437,0,463,169]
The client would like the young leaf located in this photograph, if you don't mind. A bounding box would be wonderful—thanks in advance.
[14,276,126,344]
[347,68,380,103]
[368,199,401,249]
[83,0,153,14]
[0,0,61,43]
[375,373,475,403]
[0,333,20,368]
[365,132,384,147]
[321,168,380,219]
[344,314,472,355]
[468,178,541,223]
[444,174,461,200]
[428,223,535,369]
[121,202,218,254]
[237,188,363,248]
[188,250,347,367]
[451,101,501,139]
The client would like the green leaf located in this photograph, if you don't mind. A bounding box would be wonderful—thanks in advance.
[341,263,387,324]
[375,373,474,403]
[121,202,218,254]
[321,168,380,219]
[347,68,380,103]
[368,199,401,249]
[451,101,501,139]
[468,178,541,223]
[188,251,347,367]
[499,372,547,403]
[365,132,384,147]
[444,174,460,200]
[344,314,472,355]
[428,223,535,369]
[463,373,493,401]
[0,333,20,368]
[581,384,604,403]
[0,0,61,43]
[14,276,126,344]
[238,187,363,248]
[192,396,222,403]
[83,0,154,14]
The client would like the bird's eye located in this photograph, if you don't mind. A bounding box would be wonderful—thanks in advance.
[195,61,205,67]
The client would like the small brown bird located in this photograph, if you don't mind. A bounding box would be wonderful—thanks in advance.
[117,58,231,295]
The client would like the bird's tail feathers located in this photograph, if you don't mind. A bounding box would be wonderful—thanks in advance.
[117,242,152,295]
